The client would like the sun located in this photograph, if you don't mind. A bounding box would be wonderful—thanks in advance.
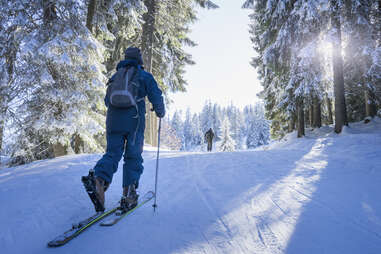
[317,41,332,56]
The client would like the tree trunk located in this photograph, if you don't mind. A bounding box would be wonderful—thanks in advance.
[309,104,313,127]
[0,120,3,157]
[52,143,68,157]
[86,0,97,33]
[288,112,296,133]
[42,0,57,24]
[378,0,381,47]
[364,87,377,118]
[313,97,322,128]
[297,99,305,138]
[141,0,158,146]
[326,97,334,125]
[106,36,123,73]
[72,133,84,154]
[331,0,348,133]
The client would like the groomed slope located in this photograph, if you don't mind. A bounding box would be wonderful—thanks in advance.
[1,118,381,254]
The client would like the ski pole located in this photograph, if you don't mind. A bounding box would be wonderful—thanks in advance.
[153,117,161,212]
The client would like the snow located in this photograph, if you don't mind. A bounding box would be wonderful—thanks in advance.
[1,118,381,254]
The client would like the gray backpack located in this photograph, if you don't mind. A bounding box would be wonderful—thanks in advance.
[107,66,143,108]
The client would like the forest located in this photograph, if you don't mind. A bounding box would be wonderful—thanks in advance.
[0,0,380,165]
[243,0,380,138]
[1,1,381,253]
[0,0,218,165]
[162,102,270,151]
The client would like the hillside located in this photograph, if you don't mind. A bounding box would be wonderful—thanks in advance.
[1,118,381,254]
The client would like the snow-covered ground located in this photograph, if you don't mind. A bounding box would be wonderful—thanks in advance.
[1,118,381,254]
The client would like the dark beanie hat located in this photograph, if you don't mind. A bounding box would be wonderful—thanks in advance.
[125,47,144,65]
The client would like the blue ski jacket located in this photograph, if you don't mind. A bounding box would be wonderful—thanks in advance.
[104,59,165,134]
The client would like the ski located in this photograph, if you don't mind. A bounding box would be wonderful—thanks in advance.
[100,191,155,226]
[47,206,118,247]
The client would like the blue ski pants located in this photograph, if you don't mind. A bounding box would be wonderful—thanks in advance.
[94,130,144,188]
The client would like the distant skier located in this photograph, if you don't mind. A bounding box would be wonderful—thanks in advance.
[82,47,165,213]
[205,128,215,152]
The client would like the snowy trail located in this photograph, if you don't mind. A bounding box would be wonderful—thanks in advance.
[1,119,381,254]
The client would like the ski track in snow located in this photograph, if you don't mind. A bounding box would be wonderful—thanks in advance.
[1,119,381,254]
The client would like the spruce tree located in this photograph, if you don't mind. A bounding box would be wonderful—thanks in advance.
[10,0,107,164]
[191,113,204,148]
[330,0,348,133]
[171,110,185,150]
[219,116,236,152]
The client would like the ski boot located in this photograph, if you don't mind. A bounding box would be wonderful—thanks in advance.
[81,169,109,212]
[117,184,139,215]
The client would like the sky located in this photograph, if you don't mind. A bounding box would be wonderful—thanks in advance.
[167,0,262,115]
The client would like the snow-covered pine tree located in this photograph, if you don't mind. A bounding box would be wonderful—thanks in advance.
[200,101,214,133]
[10,0,107,164]
[246,103,270,148]
[369,0,381,111]
[141,0,218,146]
[246,121,260,149]
[243,0,298,138]
[160,117,182,150]
[194,0,219,9]
[288,41,325,132]
[343,0,379,121]
[191,113,204,149]
[183,108,193,150]
[226,104,245,149]
[219,116,236,152]
[211,103,222,140]
[171,110,185,150]
[0,1,25,155]
[85,0,146,74]
[330,0,348,133]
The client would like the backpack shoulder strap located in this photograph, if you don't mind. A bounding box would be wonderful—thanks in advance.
[131,68,144,102]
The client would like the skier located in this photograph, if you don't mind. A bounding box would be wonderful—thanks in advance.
[204,128,214,152]
[82,47,165,213]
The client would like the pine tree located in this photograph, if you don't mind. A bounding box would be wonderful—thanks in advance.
[226,104,245,149]
[211,103,222,140]
[330,0,348,133]
[219,116,236,152]
[0,1,33,156]
[191,113,204,148]
[171,110,185,150]
[140,0,217,146]
[245,103,270,148]
[343,0,379,120]
[161,117,182,150]
[9,0,107,164]
[200,100,214,133]
[183,108,193,150]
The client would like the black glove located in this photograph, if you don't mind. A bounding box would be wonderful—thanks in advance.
[156,109,165,118]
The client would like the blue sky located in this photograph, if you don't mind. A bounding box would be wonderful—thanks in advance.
[167,0,262,115]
